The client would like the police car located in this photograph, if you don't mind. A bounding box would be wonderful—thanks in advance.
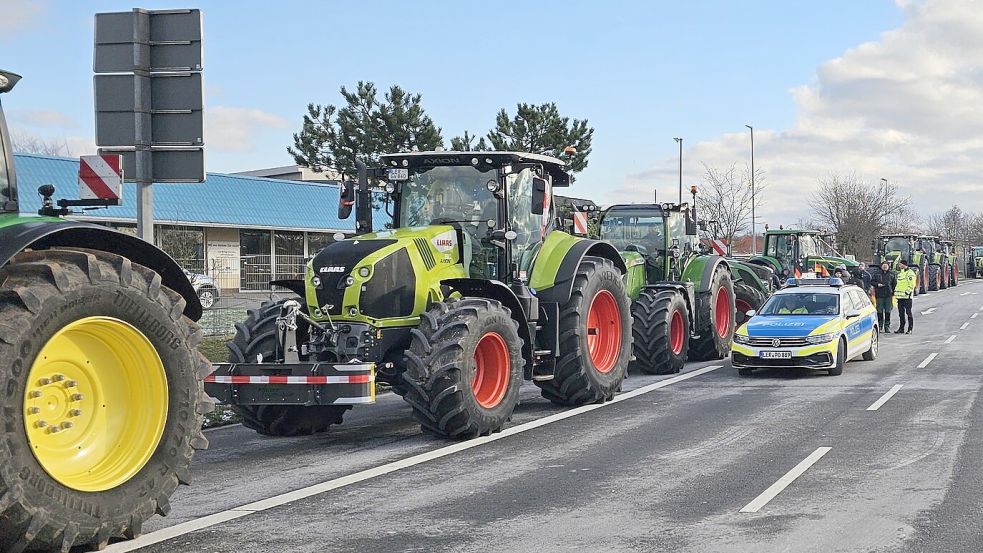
[731,277,878,376]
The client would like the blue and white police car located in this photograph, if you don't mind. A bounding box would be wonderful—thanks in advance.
[731,278,878,376]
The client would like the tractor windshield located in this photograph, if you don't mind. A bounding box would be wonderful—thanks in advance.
[885,237,910,254]
[600,210,665,254]
[974,246,983,257]
[765,234,795,264]
[798,235,820,258]
[398,166,498,228]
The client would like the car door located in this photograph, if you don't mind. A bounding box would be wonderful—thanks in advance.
[848,289,876,352]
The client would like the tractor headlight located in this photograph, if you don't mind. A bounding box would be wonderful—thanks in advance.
[358,266,371,278]
[384,182,396,194]
[311,276,322,287]
[805,332,836,345]
[345,276,356,287]
[486,179,501,193]
[734,334,752,345]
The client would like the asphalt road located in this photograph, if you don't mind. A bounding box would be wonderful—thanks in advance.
[101,280,983,553]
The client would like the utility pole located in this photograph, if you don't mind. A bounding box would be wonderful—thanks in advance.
[745,125,755,255]
[673,137,683,204]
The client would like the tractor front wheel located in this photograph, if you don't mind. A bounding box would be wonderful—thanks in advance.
[228,300,351,436]
[536,256,632,406]
[0,248,211,552]
[631,289,689,375]
[689,267,736,361]
[403,298,523,438]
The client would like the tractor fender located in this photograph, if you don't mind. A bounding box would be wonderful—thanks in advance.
[530,232,627,306]
[0,219,202,320]
[441,278,533,369]
[682,255,730,294]
[641,282,697,332]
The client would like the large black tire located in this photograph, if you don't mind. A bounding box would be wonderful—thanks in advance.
[630,289,689,375]
[862,327,878,361]
[918,263,927,294]
[734,282,767,327]
[536,256,632,406]
[950,264,958,287]
[940,263,948,289]
[927,264,941,292]
[0,248,212,552]
[402,298,524,438]
[689,267,736,361]
[227,300,351,436]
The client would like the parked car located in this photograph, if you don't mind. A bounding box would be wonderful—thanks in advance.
[184,269,221,309]
[731,277,878,376]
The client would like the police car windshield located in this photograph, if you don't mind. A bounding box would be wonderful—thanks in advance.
[758,292,840,316]
[398,166,497,227]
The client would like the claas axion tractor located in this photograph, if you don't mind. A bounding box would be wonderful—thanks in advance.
[206,151,636,439]
[594,193,771,375]
[0,70,213,551]
[969,245,983,279]
[873,234,927,295]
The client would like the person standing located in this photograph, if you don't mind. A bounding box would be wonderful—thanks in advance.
[872,261,896,332]
[894,259,917,334]
[857,262,873,293]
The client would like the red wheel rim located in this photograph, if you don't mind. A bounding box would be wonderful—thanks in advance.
[714,286,732,338]
[669,310,685,355]
[586,290,622,374]
[735,299,752,325]
[472,332,510,409]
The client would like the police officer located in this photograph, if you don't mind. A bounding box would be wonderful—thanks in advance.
[778,296,809,314]
[872,261,896,332]
[894,259,917,334]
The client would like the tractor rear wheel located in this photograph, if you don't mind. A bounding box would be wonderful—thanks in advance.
[734,282,766,327]
[631,289,689,375]
[689,267,736,361]
[928,264,941,291]
[228,300,351,436]
[537,256,632,406]
[0,248,212,553]
[940,263,948,289]
[918,263,927,294]
[950,264,958,287]
[403,298,523,438]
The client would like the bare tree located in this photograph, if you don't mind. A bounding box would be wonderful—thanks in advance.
[9,131,73,157]
[925,205,967,242]
[696,162,766,249]
[809,172,911,258]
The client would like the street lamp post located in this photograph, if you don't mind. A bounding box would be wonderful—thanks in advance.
[673,137,683,204]
[746,125,755,255]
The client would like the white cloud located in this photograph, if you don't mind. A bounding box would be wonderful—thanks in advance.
[12,109,76,129]
[0,0,43,33]
[616,0,983,226]
[205,106,290,153]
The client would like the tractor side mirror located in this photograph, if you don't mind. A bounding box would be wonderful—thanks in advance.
[338,181,355,220]
[531,176,548,215]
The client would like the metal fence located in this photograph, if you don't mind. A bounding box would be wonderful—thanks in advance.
[175,255,308,293]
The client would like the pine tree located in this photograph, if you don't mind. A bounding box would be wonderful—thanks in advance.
[450,130,489,151]
[485,102,593,173]
[288,82,443,178]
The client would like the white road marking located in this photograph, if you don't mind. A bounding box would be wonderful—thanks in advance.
[960,292,978,296]
[739,447,832,513]
[866,385,903,411]
[944,335,957,344]
[203,423,242,433]
[921,307,937,315]
[972,313,979,319]
[917,353,939,368]
[960,322,970,330]
[104,365,724,552]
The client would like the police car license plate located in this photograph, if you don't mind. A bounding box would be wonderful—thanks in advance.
[760,351,792,359]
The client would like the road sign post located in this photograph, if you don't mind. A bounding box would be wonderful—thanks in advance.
[93,8,204,242]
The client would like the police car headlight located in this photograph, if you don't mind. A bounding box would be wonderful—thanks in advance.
[734,334,752,345]
[804,332,835,345]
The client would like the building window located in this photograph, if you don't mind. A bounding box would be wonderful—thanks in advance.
[274,230,305,280]
[307,232,337,256]
[240,230,272,291]
[157,226,205,273]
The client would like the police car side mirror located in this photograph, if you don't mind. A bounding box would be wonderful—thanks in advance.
[845,309,861,319]
[745,309,756,318]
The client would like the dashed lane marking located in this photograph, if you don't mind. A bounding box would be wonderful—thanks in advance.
[944,335,957,344]
[866,385,903,411]
[917,353,939,368]
[740,447,832,513]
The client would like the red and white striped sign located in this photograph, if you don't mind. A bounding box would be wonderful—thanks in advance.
[204,374,374,385]
[78,154,122,201]
[573,211,589,235]
[710,238,728,256]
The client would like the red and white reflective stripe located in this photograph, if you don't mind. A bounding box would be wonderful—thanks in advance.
[711,239,727,256]
[204,374,374,385]
[78,154,122,200]
[573,211,589,235]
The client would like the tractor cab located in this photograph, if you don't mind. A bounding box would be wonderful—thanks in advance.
[597,202,698,284]
[918,236,940,263]
[876,234,919,268]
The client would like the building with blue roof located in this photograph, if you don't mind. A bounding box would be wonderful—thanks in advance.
[13,153,392,293]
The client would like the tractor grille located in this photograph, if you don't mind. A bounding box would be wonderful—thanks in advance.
[747,336,810,347]
[361,249,416,318]
[414,238,436,270]
[311,239,395,315]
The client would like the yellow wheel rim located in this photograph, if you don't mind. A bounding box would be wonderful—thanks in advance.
[24,316,168,492]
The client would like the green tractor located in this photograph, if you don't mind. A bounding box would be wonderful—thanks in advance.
[595,197,768,375]
[750,227,859,281]
[941,239,958,287]
[206,151,633,439]
[872,234,927,295]
[968,245,983,279]
[918,235,950,291]
[0,71,213,551]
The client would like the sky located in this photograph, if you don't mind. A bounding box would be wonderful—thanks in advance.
[4,0,978,227]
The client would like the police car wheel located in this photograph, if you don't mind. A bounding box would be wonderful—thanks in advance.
[862,328,878,361]
[828,338,846,376]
